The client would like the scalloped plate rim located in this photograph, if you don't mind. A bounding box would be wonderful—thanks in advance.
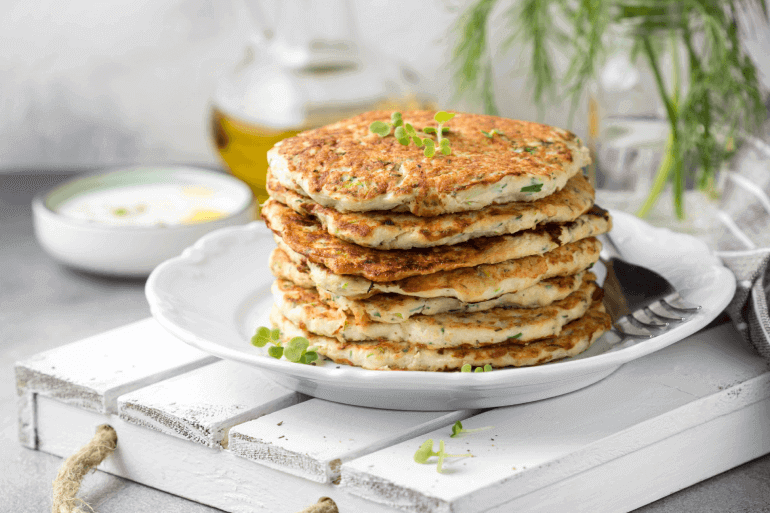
[145,209,736,392]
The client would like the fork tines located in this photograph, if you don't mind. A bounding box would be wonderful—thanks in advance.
[616,295,701,338]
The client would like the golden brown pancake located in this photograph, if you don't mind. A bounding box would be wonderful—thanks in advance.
[270,237,602,301]
[272,277,598,347]
[267,111,590,216]
[263,199,611,282]
[266,172,595,249]
[269,300,611,371]
[320,272,592,323]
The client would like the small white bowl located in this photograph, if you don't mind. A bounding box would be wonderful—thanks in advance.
[33,166,256,277]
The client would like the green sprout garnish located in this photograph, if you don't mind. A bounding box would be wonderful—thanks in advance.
[481,129,503,139]
[369,112,403,137]
[461,364,493,373]
[413,439,473,473]
[251,326,318,364]
[450,420,494,438]
[251,326,280,347]
[369,111,455,158]
[520,183,543,193]
[113,208,129,217]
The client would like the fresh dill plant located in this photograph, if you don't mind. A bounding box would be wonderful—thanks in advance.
[452,0,768,219]
[413,439,473,473]
[251,326,318,364]
[450,420,494,438]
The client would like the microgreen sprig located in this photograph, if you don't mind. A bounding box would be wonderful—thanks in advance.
[461,363,493,373]
[251,326,318,364]
[450,420,494,438]
[369,112,404,138]
[414,439,473,473]
[369,111,456,158]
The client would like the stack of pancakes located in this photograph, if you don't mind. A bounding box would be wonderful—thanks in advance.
[262,111,612,371]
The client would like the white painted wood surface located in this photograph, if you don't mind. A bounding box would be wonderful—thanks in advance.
[340,324,770,513]
[18,318,770,513]
[35,396,397,513]
[15,318,217,448]
[118,360,307,448]
[229,399,479,483]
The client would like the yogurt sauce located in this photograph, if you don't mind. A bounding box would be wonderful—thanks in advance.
[58,183,250,227]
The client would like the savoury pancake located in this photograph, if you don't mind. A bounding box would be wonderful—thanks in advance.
[267,111,590,216]
[269,300,611,371]
[321,272,592,323]
[272,277,598,347]
[263,199,611,282]
[266,172,595,249]
[270,237,602,301]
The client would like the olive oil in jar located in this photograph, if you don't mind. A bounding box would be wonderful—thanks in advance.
[210,107,303,205]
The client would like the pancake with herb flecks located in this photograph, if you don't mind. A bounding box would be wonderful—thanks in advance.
[272,277,598,347]
[269,236,602,302]
[266,172,595,249]
[269,300,611,371]
[319,272,592,324]
[262,198,610,282]
[267,111,590,216]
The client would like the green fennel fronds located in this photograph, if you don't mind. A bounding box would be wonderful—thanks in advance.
[452,0,768,219]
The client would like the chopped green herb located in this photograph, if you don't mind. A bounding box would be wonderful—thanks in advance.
[481,129,504,138]
[508,333,523,340]
[520,183,543,193]
[524,146,537,154]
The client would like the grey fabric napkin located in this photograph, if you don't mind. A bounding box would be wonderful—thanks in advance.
[714,134,770,358]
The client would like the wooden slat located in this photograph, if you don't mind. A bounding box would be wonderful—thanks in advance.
[483,397,770,513]
[35,396,397,513]
[229,399,480,484]
[118,360,307,448]
[15,318,217,448]
[340,324,770,513]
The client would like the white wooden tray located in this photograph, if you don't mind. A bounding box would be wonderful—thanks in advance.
[16,318,770,512]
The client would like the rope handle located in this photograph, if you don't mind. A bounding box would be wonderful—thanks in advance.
[52,424,117,513]
[51,424,339,512]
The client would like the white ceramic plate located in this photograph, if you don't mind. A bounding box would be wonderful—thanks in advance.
[146,210,736,410]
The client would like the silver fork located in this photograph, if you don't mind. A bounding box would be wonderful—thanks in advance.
[600,233,701,338]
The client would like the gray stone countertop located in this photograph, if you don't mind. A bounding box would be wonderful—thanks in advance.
[2,171,769,513]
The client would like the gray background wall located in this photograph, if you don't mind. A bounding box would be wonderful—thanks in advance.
[3,0,770,172]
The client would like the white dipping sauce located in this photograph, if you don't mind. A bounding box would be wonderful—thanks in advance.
[58,183,250,227]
